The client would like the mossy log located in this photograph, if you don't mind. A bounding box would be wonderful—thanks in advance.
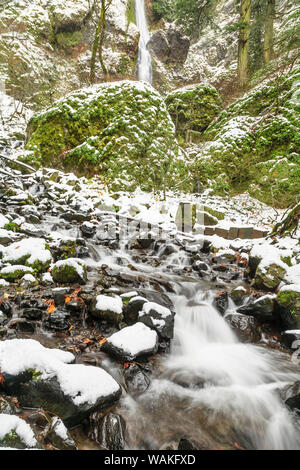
[271,203,300,237]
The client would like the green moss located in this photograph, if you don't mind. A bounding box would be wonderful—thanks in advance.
[277,289,300,313]
[192,67,300,207]
[51,262,86,284]
[0,267,34,281]
[165,84,222,140]
[25,81,190,192]
[253,263,286,290]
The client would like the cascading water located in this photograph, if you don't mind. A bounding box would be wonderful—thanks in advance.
[135,0,153,83]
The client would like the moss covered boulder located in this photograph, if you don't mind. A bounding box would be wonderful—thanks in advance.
[0,265,35,282]
[253,262,287,291]
[192,67,300,207]
[165,84,222,141]
[277,285,300,327]
[25,81,188,191]
[2,238,52,273]
[51,258,87,284]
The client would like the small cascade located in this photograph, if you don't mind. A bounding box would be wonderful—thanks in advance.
[135,0,153,84]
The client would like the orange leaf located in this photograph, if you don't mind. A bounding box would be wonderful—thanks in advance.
[99,338,107,346]
[0,372,5,384]
[65,296,71,304]
[234,442,244,450]
[47,304,56,314]
[83,338,92,344]
[123,362,133,369]
[68,325,73,332]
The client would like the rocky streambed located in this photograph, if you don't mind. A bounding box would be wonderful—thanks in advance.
[0,161,299,450]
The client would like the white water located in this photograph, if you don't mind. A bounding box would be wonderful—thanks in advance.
[135,0,153,84]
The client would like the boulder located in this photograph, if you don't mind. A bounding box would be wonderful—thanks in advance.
[2,238,52,272]
[51,258,87,284]
[88,412,126,450]
[25,81,186,192]
[123,364,150,396]
[102,323,158,362]
[253,262,287,291]
[226,313,261,343]
[90,295,123,325]
[0,339,121,426]
[237,295,276,323]
[138,301,175,340]
[276,285,300,329]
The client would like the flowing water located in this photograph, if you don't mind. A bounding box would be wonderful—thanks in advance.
[30,211,300,449]
[135,0,153,83]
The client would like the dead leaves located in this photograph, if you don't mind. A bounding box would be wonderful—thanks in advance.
[65,288,84,305]
[0,372,5,384]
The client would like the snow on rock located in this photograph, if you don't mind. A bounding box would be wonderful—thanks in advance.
[103,323,158,361]
[90,295,124,324]
[0,339,121,426]
[2,238,52,272]
[51,258,87,284]
[0,415,37,449]
[0,265,34,281]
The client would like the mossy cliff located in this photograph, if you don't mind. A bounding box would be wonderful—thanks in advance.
[25,81,189,191]
[191,67,300,207]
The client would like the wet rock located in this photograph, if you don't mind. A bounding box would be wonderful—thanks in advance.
[123,364,150,395]
[15,318,36,333]
[178,438,198,450]
[280,382,300,415]
[88,412,126,450]
[43,310,70,331]
[0,396,16,415]
[213,291,228,315]
[237,295,276,322]
[230,286,248,305]
[281,330,300,349]
[80,221,96,237]
[0,311,8,326]
[226,313,261,343]
[123,296,147,324]
[149,30,170,62]
[45,417,77,450]
[22,308,44,321]
[0,299,13,317]
[102,323,158,361]
[138,301,175,340]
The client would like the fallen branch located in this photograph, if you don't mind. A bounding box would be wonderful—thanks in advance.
[0,153,35,173]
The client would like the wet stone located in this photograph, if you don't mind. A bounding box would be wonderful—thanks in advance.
[88,412,127,450]
[43,310,70,331]
[124,364,151,396]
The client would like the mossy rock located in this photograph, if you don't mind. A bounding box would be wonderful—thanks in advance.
[25,81,189,192]
[165,84,222,140]
[192,68,300,207]
[51,259,87,284]
[253,263,286,291]
[0,265,35,281]
[277,289,300,321]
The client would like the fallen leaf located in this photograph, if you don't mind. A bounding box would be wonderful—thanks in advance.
[0,372,5,384]
[99,338,107,346]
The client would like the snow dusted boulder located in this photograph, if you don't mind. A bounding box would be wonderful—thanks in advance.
[2,238,52,272]
[0,339,121,426]
[26,81,187,191]
[103,323,158,361]
[51,258,87,284]
[281,330,300,349]
[90,294,123,324]
[138,301,175,340]
[250,244,288,291]
[276,285,300,329]
[0,414,39,449]
[0,265,34,281]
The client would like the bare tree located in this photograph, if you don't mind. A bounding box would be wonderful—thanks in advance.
[90,0,113,84]
[237,0,252,88]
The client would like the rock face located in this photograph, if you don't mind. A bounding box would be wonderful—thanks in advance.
[226,313,261,343]
[149,27,190,64]
[25,81,187,191]
[165,84,221,140]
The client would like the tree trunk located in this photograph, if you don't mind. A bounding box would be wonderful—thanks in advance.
[264,0,275,64]
[238,0,252,88]
[271,203,300,237]
[98,0,109,82]
[90,0,110,84]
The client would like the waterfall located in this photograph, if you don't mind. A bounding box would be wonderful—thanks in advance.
[135,0,153,84]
